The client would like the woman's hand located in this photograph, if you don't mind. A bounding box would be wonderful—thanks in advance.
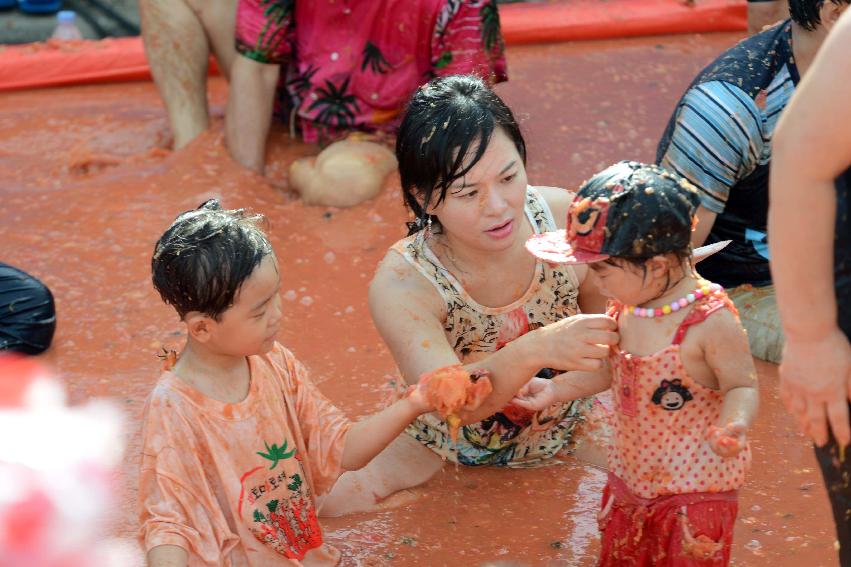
[512,377,558,411]
[529,314,618,372]
[780,328,851,447]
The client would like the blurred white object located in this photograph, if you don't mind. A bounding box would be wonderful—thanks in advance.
[693,239,731,263]
[51,10,83,41]
[0,355,124,567]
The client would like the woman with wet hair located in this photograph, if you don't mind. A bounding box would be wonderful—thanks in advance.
[320,75,618,516]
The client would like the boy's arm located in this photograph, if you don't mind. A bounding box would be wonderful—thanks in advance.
[341,395,427,471]
[148,545,188,567]
[139,459,210,563]
[700,309,759,456]
[139,403,216,565]
[284,349,435,479]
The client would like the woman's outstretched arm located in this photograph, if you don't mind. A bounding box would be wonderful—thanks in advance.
[369,250,617,424]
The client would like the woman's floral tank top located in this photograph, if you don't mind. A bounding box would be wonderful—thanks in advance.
[390,187,589,467]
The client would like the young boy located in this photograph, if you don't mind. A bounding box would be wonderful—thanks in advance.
[139,200,452,566]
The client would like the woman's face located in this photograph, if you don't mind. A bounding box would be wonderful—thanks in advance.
[429,128,528,253]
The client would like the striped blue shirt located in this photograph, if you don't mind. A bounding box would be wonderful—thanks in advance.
[659,70,794,214]
[656,21,798,287]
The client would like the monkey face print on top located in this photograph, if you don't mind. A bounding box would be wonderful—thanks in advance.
[651,378,694,411]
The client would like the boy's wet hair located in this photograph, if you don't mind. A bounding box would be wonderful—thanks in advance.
[789,0,851,31]
[396,74,526,236]
[151,200,273,320]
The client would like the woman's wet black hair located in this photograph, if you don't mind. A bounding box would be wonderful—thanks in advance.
[789,0,850,31]
[396,74,526,236]
[151,200,273,320]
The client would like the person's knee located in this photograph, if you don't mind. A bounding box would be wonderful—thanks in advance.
[740,317,784,363]
[139,0,188,27]
[729,285,784,363]
[191,0,238,77]
[366,434,443,492]
[289,139,397,208]
[0,264,56,355]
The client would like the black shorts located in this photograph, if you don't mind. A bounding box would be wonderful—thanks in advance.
[0,263,56,355]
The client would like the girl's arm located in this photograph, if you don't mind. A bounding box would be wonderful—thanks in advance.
[513,366,612,411]
[369,251,618,425]
[699,308,759,457]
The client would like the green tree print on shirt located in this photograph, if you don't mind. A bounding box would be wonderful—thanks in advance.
[243,0,294,61]
[257,439,296,470]
[308,76,361,128]
[481,0,502,52]
[288,64,319,99]
[362,41,391,74]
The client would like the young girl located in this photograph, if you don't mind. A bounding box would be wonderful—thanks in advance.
[519,161,759,566]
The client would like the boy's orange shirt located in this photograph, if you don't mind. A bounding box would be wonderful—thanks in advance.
[138,343,352,566]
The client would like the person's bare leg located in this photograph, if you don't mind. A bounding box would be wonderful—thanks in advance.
[570,435,608,469]
[187,0,238,81]
[568,397,611,469]
[140,0,214,149]
[319,434,444,518]
[748,1,789,34]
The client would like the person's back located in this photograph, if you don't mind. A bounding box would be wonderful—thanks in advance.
[0,263,56,355]
[657,20,796,289]
[236,0,507,144]
[656,0,850,363]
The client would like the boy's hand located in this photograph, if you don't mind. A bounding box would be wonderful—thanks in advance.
[705,420,747,458]
[405,381,434,414]
[512,377,557,411]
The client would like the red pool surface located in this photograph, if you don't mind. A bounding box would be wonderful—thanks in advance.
[0,32,837,566]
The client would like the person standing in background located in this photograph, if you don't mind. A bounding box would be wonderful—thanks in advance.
[769,9,851,564]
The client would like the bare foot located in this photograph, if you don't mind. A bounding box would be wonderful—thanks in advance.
[373,487,423,511]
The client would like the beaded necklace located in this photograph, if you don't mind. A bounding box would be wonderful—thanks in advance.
[626,280,723,318]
